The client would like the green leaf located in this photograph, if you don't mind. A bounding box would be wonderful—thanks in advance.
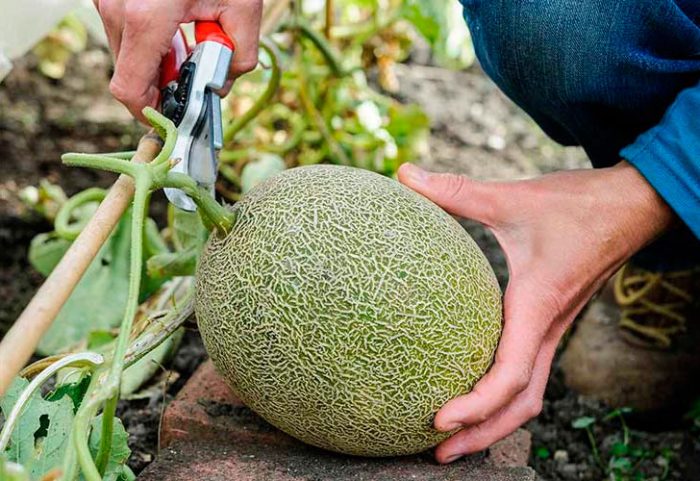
[0,378,74,479]
[88,415,131,481]
[33,14,88,80]
[46,374,92,413]
[401,1,440,44]
[28,233,71,276]
[609,456,632,472]
[534,446,550,459]
[144,218,169,258]
[86,330,117,350]
[604,407,633,421]
[141,218,171,295]
[171,208,208,252]
[610,442,629,457]
[571,416,596,429]
[400,0,475,69]
[36,208,133,355]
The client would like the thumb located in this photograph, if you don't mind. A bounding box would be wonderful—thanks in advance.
[397,164,497,225]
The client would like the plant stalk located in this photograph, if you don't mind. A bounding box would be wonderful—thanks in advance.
[94,174,151,475]
[223,38,282,144]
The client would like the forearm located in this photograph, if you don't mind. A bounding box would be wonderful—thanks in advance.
[621,81,700,239]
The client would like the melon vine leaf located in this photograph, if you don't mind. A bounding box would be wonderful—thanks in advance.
[35,210,132,355]
[46,375,92,414]
[30,206,168,355]
[171,208,208,252]
[0,378,74,479]
[87,414,130,481]
[27,233,71,277]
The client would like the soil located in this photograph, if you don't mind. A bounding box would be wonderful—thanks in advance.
[1,44,698,480]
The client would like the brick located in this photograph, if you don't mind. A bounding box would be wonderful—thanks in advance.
[148,360,536,481]
[141,440,537,481]
[486,429,532,468]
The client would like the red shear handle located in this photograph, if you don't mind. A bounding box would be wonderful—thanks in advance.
[159,27,190,90]
[195,21,235,50]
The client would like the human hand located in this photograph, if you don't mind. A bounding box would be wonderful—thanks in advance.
[397,161,673,463]
[94,0,263,121]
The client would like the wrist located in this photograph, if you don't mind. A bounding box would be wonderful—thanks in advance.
[604,160,674,256]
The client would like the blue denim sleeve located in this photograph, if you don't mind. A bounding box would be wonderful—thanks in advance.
[621,81,700,239]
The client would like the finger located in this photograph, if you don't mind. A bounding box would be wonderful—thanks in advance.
[433,283,549,432]
[218,0,263,86]
[94,0,125,58]
[434,330,559,464]
[397,164,499,226]
[110,0,183,121]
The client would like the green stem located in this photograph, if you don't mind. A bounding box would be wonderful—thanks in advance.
[61,153,139,178]
[124,285,194,368]
[282,19,346,76]
[223,38,282,144]
[220,148,254,163]
[297,53,350,165]
[160,172,235,235]
[265,105,307,155]
[586,427,605,471]
[72,373,104,481]
[96,397,116,474]
[330,9,401,45]
[95,175,151,473]
[619,415,629,446]
[55,188,107,241]
[102,150,137,159]
[61,108,203,479]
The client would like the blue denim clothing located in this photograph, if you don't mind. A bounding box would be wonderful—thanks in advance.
[460,0,700,270]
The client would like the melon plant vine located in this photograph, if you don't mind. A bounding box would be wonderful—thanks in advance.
[1,109,232,481]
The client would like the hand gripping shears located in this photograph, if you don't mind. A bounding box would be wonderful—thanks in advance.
[159,21,234,211]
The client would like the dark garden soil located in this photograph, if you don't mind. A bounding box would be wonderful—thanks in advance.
[0,44,698,480]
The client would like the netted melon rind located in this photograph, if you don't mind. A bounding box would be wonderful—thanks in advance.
[196,165,502,457]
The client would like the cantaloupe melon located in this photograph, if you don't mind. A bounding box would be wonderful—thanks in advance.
[195,165,502,456]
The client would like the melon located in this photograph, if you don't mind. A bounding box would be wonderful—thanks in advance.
[195,165,502,457]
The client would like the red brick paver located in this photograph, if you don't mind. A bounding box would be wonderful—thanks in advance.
[142,360,536,481]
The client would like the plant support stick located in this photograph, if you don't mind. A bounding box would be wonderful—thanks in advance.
[0,133,163,397]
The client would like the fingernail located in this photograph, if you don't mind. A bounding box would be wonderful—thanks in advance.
[438,422,462,432]
[401,163,428,185]
[444,454,464,464]
[443,423,462,432]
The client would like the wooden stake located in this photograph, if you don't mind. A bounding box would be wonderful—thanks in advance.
[0,133,162,396]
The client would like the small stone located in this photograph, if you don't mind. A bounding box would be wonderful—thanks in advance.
[553,450,569,464]
[486,134,506,150]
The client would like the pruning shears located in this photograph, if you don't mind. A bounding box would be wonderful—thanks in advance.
[159,21,234,212]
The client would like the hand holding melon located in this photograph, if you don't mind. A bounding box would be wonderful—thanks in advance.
[397,161,673,463]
